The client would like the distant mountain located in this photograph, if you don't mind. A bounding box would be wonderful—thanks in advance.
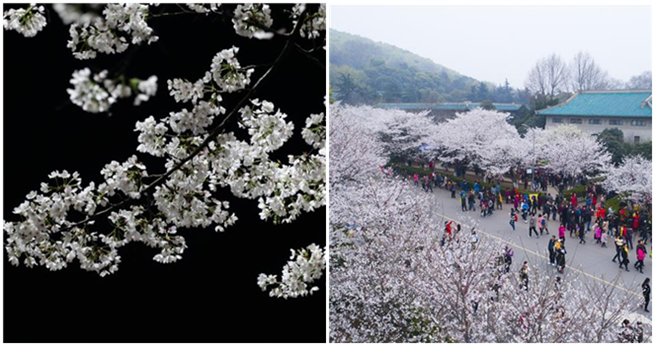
[330,29,514,105]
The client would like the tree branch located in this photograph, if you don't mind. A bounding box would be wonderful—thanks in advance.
[63,8,313,231]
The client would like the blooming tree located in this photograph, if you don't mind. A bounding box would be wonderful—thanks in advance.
[4,3,326,299]
[524,124,611,178]
[330,105,438,167]
[329,104,388,185]
[379,108,437,160]
[329,105,645,342]
[602,155,652,201]
[430,108,525,179]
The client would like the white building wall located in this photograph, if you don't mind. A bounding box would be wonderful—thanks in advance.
[545,116,652,143]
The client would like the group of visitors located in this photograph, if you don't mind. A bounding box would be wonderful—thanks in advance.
[619,318,646,343]
[411,165,651,319]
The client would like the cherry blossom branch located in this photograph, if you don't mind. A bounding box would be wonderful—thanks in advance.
[62,8,311,232]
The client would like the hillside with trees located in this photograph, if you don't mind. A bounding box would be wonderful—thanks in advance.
[330,29,525,105]
[331,29,651,137]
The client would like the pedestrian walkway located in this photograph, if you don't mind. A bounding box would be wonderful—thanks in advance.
[416,184,652,320]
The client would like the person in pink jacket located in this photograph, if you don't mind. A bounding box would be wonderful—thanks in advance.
[558,224,566,241]
[635,240,647,274]
[595,223,602,244]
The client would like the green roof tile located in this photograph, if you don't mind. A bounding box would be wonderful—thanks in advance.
[377,103,522,111]
[538,91,652,118]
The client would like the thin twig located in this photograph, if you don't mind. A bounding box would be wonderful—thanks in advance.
[293,42,325,70]
[148,11,205,19]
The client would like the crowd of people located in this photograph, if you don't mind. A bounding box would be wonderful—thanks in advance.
[619,318,647,343]
[410,167,652,319]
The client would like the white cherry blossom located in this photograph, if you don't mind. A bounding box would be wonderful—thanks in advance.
[3,4,47,38]
[233,4,273,39]
[5,5,326,294]
[258,244,325,298]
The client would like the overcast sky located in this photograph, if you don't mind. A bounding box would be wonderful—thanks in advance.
[330,5,652,87]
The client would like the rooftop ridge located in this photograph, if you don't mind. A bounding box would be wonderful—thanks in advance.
[537,90,652,117]
[377,101,521,105]
[580,89,651,94]
[536,94,579,114]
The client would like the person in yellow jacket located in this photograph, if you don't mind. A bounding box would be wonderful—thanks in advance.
[619,243,631,272]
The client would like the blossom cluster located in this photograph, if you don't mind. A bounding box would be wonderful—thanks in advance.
[187,3,222,14]
[52,4,102,25]
[257,244,325,298]
[301,112,325,149]
[5,5,326,295]
[166,47,253,105]
[3,4,47,38]
[67,68,158,113]
[211,47,254,93]
[144,47,325,225]
[7,3,328,52]
[291,4,326,39]
[232,4,273,39]
[67,3,158,60]
[8,41,323,276]
[3,150,236,276]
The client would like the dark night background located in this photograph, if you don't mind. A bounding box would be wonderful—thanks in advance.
[3,4,326,342]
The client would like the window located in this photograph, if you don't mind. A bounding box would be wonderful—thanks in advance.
[634,136,640,144]
[609,119,624,126]
[552,118,563,123]
[569,118,582,124]
[589,119,602,125]
[631,120,647,126]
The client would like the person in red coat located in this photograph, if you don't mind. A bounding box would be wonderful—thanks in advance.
[596,207,606,220]
[571,193,577,207]
[444,221,453,240]
[620,225,628,239]
[619,207,627,222]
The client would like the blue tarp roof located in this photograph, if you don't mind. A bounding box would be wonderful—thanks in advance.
[537,91,652,118]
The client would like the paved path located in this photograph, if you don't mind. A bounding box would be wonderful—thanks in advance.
[417,185,652,321]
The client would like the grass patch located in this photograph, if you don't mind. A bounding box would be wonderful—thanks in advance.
[605,196,621,211]
[562,177,605,199]
[562,185,587,199]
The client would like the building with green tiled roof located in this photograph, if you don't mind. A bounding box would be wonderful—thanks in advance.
[537,90,652,143]
[377,102,526,122]
[377,102,523,112]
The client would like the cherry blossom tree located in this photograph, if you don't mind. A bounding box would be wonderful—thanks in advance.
[602,155,652,201]
[329,105,645,343]
[430,108,525,179]
[379,108,437,160]
[3,3,326,299]
[329,104,388,185]
[524,124,611,178]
